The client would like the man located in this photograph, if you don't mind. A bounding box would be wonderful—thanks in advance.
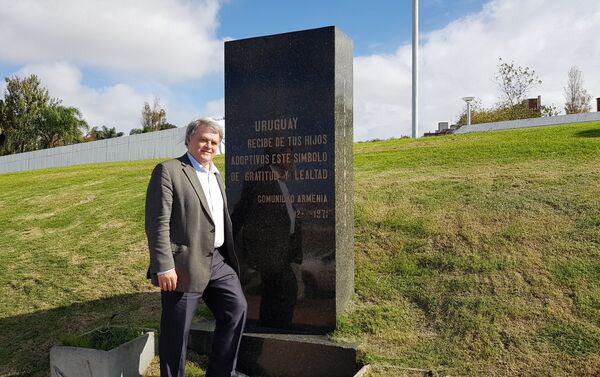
[145,117,247,377]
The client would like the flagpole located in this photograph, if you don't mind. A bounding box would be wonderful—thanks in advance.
[412,0,419,138]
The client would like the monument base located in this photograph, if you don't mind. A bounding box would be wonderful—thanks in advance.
[189,321,361,377]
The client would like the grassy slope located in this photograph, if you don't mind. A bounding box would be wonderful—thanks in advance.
[0,122,599,376]
[0,160,163,376]
[335,123,600,376]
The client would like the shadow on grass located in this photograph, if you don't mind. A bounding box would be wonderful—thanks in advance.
[575,128,600,138]
[0,292,161,377]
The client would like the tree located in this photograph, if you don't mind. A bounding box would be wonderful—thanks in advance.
[131,98,176,135]
[0,99,6,150]
[140,97,167,132]
[0,74,92,154]
[1,74,56,154]
[494,58,542,111]
[160,122,177,130]
[91,125,123,140]
[456,59,559,127]
[35,105,88,148]
[456,101,557,126]
[563,66,592,114]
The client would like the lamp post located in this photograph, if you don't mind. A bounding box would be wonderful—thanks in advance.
[462,96,474,126]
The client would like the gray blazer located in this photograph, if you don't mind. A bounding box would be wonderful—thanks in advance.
[145,154,239,293]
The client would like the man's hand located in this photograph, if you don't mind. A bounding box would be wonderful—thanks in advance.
[158,270,178,291]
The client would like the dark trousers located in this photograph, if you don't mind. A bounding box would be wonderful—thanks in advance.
[160,250,247,377]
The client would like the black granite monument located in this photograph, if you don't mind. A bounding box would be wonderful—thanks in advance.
[191,26,356,376]
[226,25,353,334]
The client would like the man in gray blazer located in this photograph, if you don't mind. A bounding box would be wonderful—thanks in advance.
[145,118,247,377]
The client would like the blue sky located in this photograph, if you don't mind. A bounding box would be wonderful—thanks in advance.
[0,0,598,140]
[152,0,487,121]
[218,0,487,55]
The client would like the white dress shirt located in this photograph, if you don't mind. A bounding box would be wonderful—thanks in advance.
[187,152,225,248]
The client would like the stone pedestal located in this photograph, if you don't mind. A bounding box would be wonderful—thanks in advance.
[190,322,359,377]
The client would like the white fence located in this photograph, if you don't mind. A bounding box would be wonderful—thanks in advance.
[0,127,188,175]
[454,112,600,134]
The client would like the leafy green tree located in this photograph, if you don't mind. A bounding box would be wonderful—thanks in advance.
[564,66,592,114]
[89,125,123,140]
[36,105,88,148]
[0,74,91,154]
[0,99,6,150]
[2,74,56,154]
[159,122,177,130]
[456,99,558,127]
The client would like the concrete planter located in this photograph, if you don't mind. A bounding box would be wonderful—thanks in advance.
[49,330,155,377]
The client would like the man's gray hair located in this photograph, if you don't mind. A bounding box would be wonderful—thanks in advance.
[185,117,224,146]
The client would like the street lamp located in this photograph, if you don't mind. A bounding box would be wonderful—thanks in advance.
[462,96,475,127]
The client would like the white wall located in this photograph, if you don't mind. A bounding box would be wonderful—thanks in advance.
[0,127,188,175]
[455,112,600,134]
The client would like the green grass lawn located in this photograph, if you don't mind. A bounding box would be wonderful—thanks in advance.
[1,122,599,376]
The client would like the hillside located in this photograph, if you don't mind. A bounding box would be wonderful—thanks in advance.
[0,122,599,376]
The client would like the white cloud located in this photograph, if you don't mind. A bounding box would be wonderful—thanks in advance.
[355,0,600,140]
[9,62,210,135]
[202,98,225,120]
[16,63,150,133]
[0,0,223,83]
[4,0,600,141]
